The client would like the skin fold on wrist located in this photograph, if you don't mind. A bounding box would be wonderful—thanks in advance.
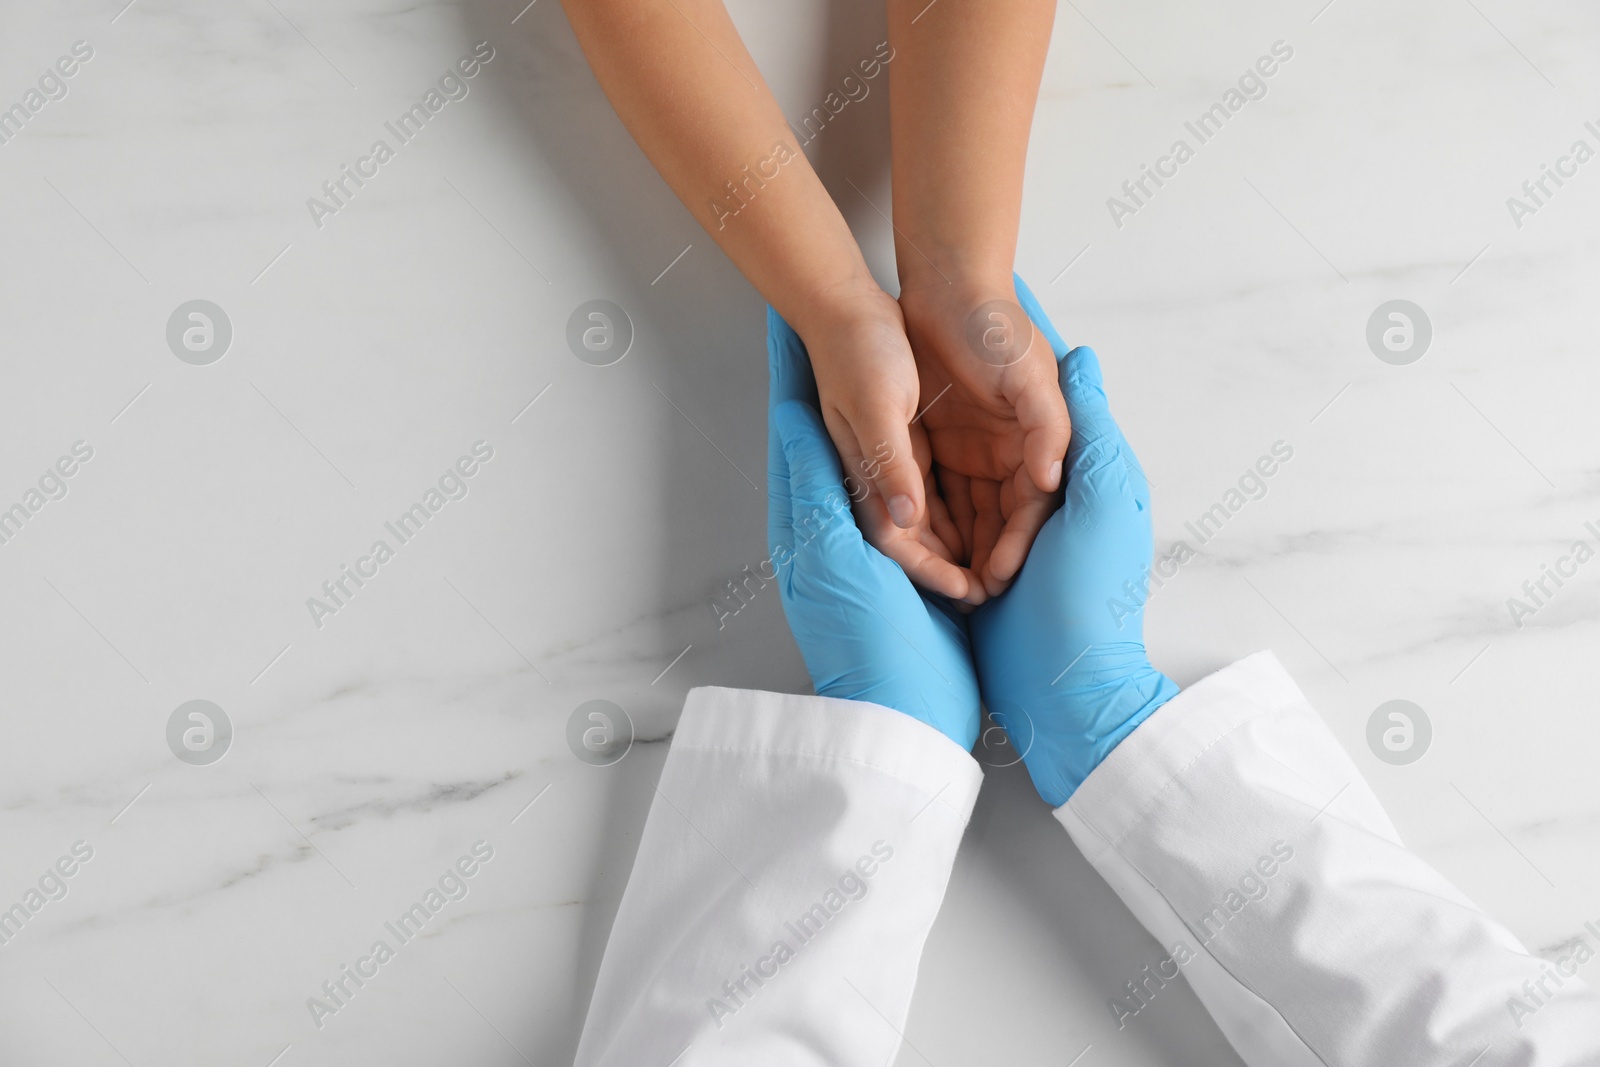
[788,275,901,346]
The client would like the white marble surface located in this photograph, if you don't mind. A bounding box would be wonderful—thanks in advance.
[1,0,1597,1063]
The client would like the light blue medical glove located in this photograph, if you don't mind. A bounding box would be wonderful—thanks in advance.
[768,309,981,750]
[1014,272,1069,360]
[970,345,1179,805]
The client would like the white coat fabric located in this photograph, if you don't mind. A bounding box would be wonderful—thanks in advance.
[572,653,1600,1066]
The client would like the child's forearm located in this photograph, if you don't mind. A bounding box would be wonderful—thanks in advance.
[886,0,1056,291]
[565,0,980,596]
[561,0,879,331]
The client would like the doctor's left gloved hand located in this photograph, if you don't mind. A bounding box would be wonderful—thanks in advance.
[768,309,983,751]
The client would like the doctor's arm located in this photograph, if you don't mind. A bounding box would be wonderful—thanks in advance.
[971,323,1600,1066]
[571,312,983,1066]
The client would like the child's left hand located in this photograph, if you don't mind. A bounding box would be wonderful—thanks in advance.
[898,274,1071,599]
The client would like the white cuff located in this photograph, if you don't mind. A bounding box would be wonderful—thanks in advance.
[1064,651,1309,840]
[679,686,984,821]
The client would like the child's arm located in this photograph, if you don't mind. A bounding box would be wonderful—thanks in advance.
[887,0,1071,598]
[562,0,979,600]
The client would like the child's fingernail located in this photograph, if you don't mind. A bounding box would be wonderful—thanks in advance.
[1047,460,1062,490]
[888,494,915,527]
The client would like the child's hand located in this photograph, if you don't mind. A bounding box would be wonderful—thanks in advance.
[898,275,1071,599]
[788,283,984,605]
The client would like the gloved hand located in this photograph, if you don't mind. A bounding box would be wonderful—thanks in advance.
[970,345,1179,805]
[768,308,982,750]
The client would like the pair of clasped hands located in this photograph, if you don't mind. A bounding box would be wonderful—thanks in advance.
[770,277,1177,805]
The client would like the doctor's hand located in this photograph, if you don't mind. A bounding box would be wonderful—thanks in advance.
[769,310,982,750]
[970,346,1178,806]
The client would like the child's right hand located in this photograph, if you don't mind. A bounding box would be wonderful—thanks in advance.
[783,282,984,605]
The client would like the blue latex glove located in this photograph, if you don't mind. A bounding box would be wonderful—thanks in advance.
[767,308,981,750]
[970,344,1179,805]
[1014,272,1070,361]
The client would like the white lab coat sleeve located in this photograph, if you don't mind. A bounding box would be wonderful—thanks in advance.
[572,685,983,1067]
[1056,650,1600,1067]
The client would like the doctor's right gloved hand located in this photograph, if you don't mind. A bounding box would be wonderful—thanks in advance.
[768,310,982,751]
[970,347,1179,807]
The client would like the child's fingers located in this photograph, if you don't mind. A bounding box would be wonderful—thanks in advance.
[983,470,1056,594]
[939,469,977,565]
[846,403,926,528]
[1013,352,1072,495]
[967,477,1004,593]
